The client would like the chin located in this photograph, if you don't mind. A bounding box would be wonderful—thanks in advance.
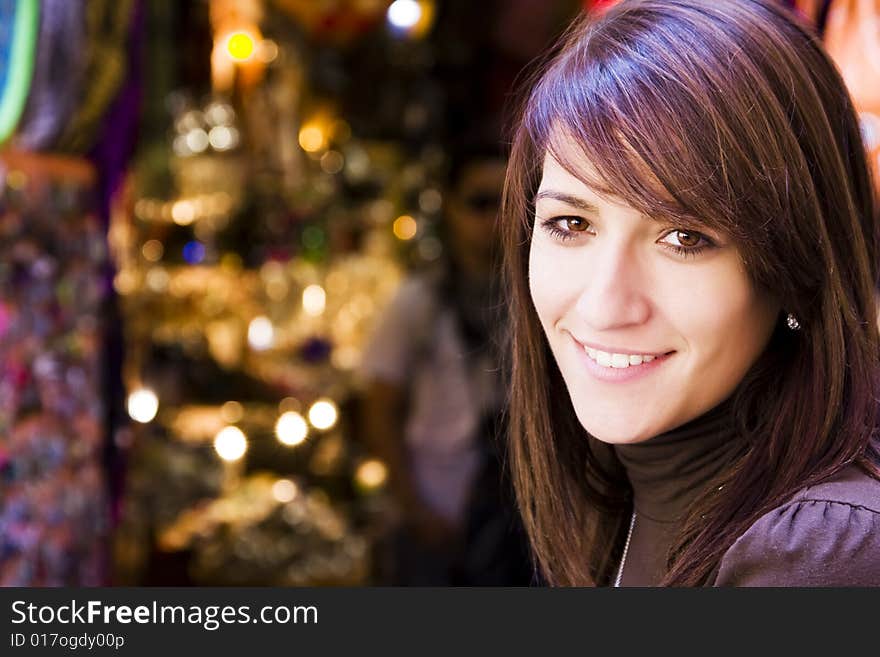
[573,404,660,445]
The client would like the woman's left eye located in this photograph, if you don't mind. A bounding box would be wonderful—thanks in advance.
[658,229,715,257]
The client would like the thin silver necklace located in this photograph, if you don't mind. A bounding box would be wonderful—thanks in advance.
[613,511,637,588]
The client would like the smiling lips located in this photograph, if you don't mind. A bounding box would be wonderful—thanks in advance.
[575,343,673,383]
[585,347,657,368]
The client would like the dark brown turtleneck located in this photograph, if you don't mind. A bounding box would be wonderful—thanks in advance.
[612,398,742,586]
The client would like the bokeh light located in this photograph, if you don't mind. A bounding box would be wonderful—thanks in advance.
[127,388,159,424]
[272,478,299,503]
[220,401,244,424]
[142,239,164,262]
[387,0,422,29]
[214,426,248,461]
[302,284,326,317]
[298,124,325,153]
[226,32,256,61]
[248,316,274,350]
[308,399,338,430]
[392,215,418,240]
[182,241,206,265]
[355,459,388,491]
[275,411,309,446]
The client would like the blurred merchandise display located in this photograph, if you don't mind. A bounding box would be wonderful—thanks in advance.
[0,152,110,585]
[0,0,143,586]
[110,0,433,586]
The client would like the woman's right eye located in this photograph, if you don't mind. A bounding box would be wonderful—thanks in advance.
[539,216,593,241]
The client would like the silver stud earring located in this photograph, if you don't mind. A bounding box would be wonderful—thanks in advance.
[785,313,801,331]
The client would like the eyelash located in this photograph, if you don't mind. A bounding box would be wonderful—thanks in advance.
[539,217,591,242]
[538,216,715,259]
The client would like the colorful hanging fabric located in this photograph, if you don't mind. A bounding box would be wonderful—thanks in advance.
[14,0,86,151]
[0,0,39,146]
[55,0,135,154]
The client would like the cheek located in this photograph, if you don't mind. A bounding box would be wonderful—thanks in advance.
[662,262,777,367]
[528,237,566,329]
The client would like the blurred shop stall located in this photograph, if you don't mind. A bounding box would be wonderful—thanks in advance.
[109,0,580,586]
[1,0,143,585]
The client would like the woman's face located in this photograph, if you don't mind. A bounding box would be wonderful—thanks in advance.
[529,146,780,444]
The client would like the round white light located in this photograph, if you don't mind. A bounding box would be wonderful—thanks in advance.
[275,411,308,446]
[185,128,209,153]
[209,125,236,151]
[127,388,159,423]
[302,284,326,317]
[272,478,299,503]
[248,316,274,350]
[387,0,421,29]
[214,426,247,461]
[308,399,338,430]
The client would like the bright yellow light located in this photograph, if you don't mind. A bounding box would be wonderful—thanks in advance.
[248,316,274,350]
[275,411,308,446]
[221,401,244,423]
[226,32,256,61]
[128,388,159,423]
[355,459,388,491]
[392,215,418,240]
[214,426,248,461]
[298,124,325,153]
[272,478,299,503]
[308,399,338,430]
[302,284,326,317]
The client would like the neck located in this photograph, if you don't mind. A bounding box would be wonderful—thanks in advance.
[613,398,741,523]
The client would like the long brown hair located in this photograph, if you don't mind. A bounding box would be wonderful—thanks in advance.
[502,0,880,586]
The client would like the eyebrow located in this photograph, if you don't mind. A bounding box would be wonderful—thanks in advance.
[533,190,599,213]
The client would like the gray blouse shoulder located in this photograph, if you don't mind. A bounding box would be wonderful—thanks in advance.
[712,466,880,586]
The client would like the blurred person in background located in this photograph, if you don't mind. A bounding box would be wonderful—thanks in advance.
[359,141,533,586]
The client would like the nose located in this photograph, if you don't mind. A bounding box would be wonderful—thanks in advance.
[574,239,652,331]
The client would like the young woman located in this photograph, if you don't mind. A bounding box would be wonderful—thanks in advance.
[502,0,880,586]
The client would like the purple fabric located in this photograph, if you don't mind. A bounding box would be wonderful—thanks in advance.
[86,0,145,582]
[89,0,145,229]
[713,466,880,586]
[15,0,85,150]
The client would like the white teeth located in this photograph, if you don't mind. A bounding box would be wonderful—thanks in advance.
[584,347,660,368]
